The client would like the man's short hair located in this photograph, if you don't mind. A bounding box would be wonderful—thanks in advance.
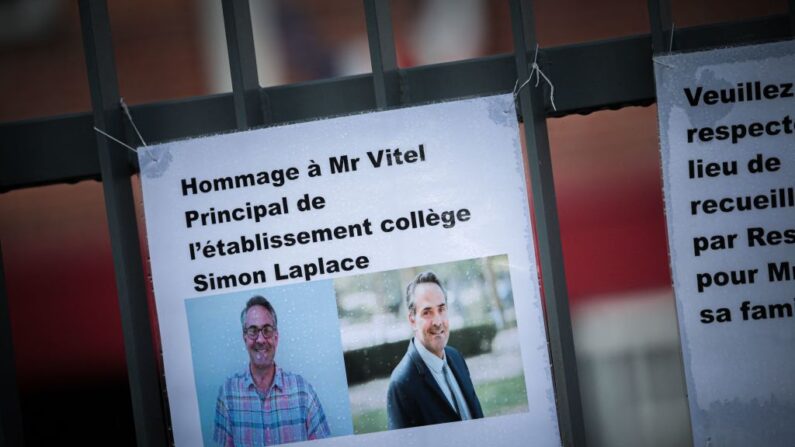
[405,271,447,314]
[240,295,278,329]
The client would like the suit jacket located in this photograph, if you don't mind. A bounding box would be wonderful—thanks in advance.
[387,339,484,429]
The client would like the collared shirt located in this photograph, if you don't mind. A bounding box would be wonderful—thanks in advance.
[413,339,472,420]
[214,365,330,447]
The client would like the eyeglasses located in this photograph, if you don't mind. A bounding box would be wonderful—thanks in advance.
[244,325,277,340]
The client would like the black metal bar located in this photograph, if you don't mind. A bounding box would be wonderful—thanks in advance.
[1,113,100,191]
[510,0,585,445]
[0,244,23,446]
[222,0,265,129]
[647,0,673,54]
[2,14,790,192]
[363,0,401,108]
[789,0,795,34]
[78,2,168,446]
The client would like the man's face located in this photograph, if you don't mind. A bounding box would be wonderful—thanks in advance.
[409,282,449,358]
[243,305,279,370]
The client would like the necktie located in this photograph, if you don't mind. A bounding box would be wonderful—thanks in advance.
[443,364,461,415]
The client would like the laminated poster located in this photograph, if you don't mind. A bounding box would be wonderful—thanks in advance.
[654,40,795,446]
[138,94,561,447]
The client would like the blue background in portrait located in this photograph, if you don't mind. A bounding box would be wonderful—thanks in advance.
[185,280,353,446]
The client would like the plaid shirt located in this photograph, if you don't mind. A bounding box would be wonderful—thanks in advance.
[214,366,330,446]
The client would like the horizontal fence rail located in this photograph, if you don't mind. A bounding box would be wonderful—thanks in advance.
[1,14,791,192]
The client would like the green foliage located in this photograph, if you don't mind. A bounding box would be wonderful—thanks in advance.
[476,375,529,416]
[353,407,388,434]
[351,374,529,434]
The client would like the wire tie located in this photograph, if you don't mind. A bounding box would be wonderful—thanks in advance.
[513,44,557,111]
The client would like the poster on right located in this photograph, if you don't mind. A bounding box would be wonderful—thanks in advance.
[654,40,795,446]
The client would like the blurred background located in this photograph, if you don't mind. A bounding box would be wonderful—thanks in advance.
[335,255,528,433]
[0,0,789,446]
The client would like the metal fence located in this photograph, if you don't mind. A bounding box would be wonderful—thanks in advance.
[1,0,793,445]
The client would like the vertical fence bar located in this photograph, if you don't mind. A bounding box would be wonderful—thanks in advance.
[222,0,265,129]
[364,0,401,109]
[509,0,586,445]
[647,0,673,54]
[78,2,168,446]
[647,2,696,446]
[789,0,795,34]
[0,244,24,446]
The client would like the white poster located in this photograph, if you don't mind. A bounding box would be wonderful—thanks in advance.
[138,94,560,447]
[654,40,795,446]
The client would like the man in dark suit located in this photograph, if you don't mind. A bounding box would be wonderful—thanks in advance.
[387,271,484,429]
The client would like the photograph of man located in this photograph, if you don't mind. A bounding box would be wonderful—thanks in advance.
[214,296,330,446]
[386,271,484,429]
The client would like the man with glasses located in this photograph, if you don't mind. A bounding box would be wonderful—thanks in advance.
[214,295,330,446]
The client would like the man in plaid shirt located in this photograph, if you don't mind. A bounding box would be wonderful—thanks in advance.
[214,296,330,446]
